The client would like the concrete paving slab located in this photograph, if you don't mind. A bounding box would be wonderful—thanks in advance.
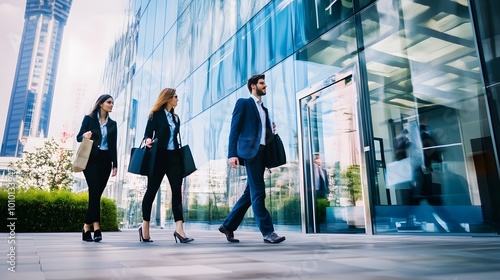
[1,229,500,280]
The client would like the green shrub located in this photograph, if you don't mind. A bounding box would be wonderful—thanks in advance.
[280,196,301,225]
[186,203,230,222]
[0,188,119,232]
[316,198,329,223]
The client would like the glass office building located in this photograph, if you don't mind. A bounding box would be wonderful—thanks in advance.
[1,0,73,157]
[104,0,500,235]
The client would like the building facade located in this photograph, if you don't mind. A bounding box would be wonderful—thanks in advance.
[105,0,500,235]
[1,0,73,157]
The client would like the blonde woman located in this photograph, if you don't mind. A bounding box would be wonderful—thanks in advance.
[138,88,193,243]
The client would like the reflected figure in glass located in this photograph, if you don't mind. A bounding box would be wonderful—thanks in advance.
[313,153,329,199]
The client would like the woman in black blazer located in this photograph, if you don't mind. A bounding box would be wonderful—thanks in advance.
[76,94,118,242]
[139,88,193,243]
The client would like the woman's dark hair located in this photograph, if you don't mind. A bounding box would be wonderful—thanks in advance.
[247,74,265,93]
[89,94,113,118]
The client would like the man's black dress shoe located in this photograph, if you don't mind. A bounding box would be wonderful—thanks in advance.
[263,232,285,244]
[219,226,239,242]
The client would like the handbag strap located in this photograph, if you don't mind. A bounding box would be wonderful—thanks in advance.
[174,114,183,148]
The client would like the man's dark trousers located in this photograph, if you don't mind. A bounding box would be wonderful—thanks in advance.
[222,148,274,236]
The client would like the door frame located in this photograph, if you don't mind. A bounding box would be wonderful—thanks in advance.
[296,65,373,234]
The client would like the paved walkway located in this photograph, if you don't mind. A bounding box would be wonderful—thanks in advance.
[2,227,500,280]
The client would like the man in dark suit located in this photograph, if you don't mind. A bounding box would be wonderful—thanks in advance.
[219,74,286,244]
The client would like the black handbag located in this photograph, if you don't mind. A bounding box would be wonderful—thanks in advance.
[180,145,196,177]
[128,141,150,175]
[178,133,197,177]
[265,133,287,168]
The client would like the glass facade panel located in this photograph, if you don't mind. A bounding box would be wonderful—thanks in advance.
[233,26,250,87]
[246,5,275,75]
[271,0,294,65]
[362,0,496,234]
[237,0,271,28]
[178,0,192,16]
[240,1,293,74]
[356,0,376,11]
[150,44,163,96]
[294,0,354,50]
[294,17,358,93]
[105,0,500,236]
[176,76,193,125]
[153,0,167,48]
[300,72,365,233]
[211,0,237,52]
[132,72,150,148]
[264,57,301,228]
[208,37,237,105]
[189,0,214,71]
[142,3,156,58]
[174,10,192,86]
[135,5,149,69]
[164,0,178,34]
[189,61,209,117]
[161,27,177,88]
[184,110,212,222]
[471,0,500,230]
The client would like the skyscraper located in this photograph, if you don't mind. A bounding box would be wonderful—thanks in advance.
[1,0,72,157]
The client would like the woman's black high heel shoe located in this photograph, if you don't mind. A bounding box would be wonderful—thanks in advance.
[82,228,93,242]
[173,231,194,243]
[138,226,153,242]
[93,229,102,242]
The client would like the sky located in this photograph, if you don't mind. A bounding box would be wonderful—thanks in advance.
[0,0,128,146]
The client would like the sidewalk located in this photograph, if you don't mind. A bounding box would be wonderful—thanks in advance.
[2,228,500,280]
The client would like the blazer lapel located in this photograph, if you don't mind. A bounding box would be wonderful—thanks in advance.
[92,117,102,145]
[249,97,260,120]
[105,120,115,134]
[250,97,273,144]
[263,106,274,144]
[160,110,169,127]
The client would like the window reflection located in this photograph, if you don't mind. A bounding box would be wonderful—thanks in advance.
[162,28,177,87]
[119,0,499,235]
[212,0,237,52]
[152,0,167,51]
[190,61,209,117]
[295,18,357,93]
[472,1,500,219]
[175,76,192,122]
[208,38,237,104]
[263,58,301,228]
[300,73,365,233]
[363,0,496,234]
[294,0,354,49]
[189,0,213,71]
[237,0,271,28]
[164,0,178,33]
[174,11,192,86]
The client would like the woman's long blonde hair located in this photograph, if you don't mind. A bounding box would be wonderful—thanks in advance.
[149,88,176,119]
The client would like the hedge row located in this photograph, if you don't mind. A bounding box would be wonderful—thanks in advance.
[0,188,119,232]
